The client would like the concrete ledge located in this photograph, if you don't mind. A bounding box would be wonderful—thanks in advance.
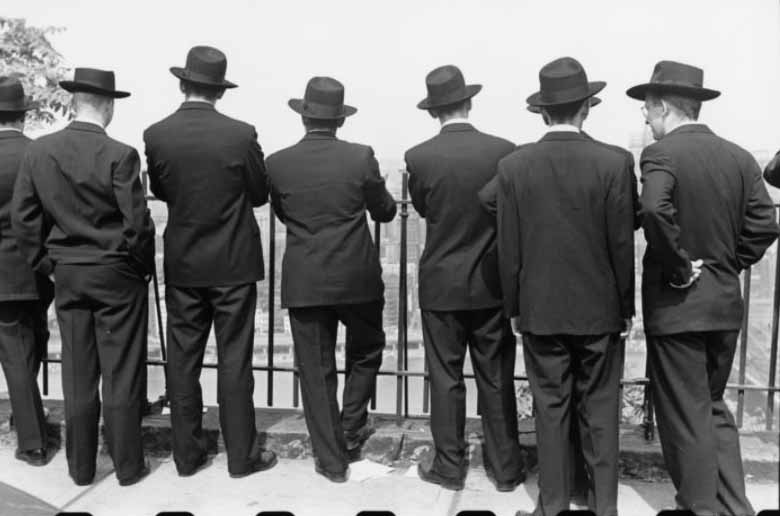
[1,399,776,482]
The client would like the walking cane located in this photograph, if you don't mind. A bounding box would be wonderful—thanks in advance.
[151,258,169,411]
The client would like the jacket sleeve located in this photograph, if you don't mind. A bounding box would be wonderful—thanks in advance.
[627,153,641,230]
[737,158,779,269]
[639,146,693,285]
[113,147,156,275]
[363,146,397,223]
[496,164,520,317]
[142,130,167,202]
[405,153,426,218]
[11,150,53,276]
[478,176,499,217]
[763,150,780,188]
[244,127,269,207]
[606,156,636,319]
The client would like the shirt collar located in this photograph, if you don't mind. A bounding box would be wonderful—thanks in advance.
[546,123,580,133]
[441,117,471,128]
[0,127,22,133]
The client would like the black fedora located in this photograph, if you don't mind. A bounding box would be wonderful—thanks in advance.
[170,46,237,89]
[0,77,37,112]
[626,60,720,101]
[526,57,605,107]
[527,96,601,114]
[60,68,130,98]
[417,65,481,110]
[288,76,357,119]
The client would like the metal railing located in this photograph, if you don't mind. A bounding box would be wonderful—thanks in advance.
[36,173,780,438]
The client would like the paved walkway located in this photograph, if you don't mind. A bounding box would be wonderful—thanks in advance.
[0,448,777,516]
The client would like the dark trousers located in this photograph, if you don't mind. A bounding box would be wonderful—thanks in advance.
[523,333,621,516]
[0,299,49,451]
[288,301,385,474]
[647,331,754,516]
[55,263,148,484]
[165,282,259,476]
[421,308,523,482]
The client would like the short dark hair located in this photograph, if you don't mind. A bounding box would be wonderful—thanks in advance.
[429,98,470,119]
[649,93,701,120]
[303,116,343,131]
[180,80,224,101]
[542,99,587,124]
[0,111,25,124]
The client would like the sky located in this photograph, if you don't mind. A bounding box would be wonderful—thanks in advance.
[5,0,780,170]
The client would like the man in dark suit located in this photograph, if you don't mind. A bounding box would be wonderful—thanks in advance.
[266,76,396,482]
[143,46,276,478]
[627,61,779,516]
[404,65,524,492]
[0,77,53,467]
[12,68,154,486]
[494,57,635,516]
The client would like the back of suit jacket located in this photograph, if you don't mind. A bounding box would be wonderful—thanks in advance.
[0,131,40,301]
[144,102,268,287]
[405,123,514,310]
[496,131,635,335]
[640,124,779,335]
[12,122,154,277]
[266,133,396,308]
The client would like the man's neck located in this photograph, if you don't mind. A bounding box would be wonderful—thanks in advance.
[184,96,216,106]
[74,111,106,128]
[439,114,469,127]
[665,117,698,134]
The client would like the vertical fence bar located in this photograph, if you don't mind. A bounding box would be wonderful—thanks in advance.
[42,337,49,396]
[396,174,408,423]
[642,358,655,441]
[267,209,276,407]
[737,267,751,428]
[370,220,381,411]
[422,354,430,413]
[766,207,780,431]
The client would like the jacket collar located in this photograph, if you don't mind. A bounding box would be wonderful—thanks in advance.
[302,131,338,142]
[67,121,106,134]
[0,129,24,140]
[440,122,475,134]
[665,123,712,138]
[178,101,216,111]
[538,131,588,143]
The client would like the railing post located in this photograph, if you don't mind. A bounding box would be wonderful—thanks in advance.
[737,267,751,428]
[766,207,780,431]
[267,209,276,407]
[371,220,381,411]
[642,360,655,441]
[396,172,408,424]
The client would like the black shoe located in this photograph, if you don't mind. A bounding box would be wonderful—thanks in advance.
[72,476,94,486]
[15,448,49,467]
[315,460,348,483]
[345,425,375,451]
[417,463,465,491]
[177,454,209,477]
[229,450,278,479]
[118,462,150,486]
[485,464,526,492]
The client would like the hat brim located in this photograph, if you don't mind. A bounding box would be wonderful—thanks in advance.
[60,81,130,98]
[0,97,38,112]
[288,98,357,119]
[625,82,720,101]
[170,67,237,89]
[417,84,482,110]
[527,96,601,114]
[526,81,605,107]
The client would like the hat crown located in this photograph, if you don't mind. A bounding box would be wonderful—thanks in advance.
[649,60,704,88]
[538,57,589,103]
[183,46,228,83]
[0,76,25,102]
[425,65,467,102]
[303,76,345,108]
[71,68,117,92]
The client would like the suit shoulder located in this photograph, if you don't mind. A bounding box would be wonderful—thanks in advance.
[405,135,439,162]
[213,111,255,135]
[475,130,515,151]
[590,139,632,160]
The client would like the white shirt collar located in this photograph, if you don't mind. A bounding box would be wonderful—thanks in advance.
[546,123,580,133]
[441,117,471,128]
[0,127,22,133]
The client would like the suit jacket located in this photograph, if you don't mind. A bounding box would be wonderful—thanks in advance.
[763,150,780,188]
[0,131,51,302]
[640,124,779,336]
[144,102,268,287]
[495,131,635,335]
[266,132,396,308]
[12,122,154,277]
[405,123,514,311]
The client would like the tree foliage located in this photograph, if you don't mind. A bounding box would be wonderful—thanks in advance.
[0,17,72,127]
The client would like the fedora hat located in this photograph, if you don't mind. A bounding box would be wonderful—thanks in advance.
[170,46,237,89]
[60,68,130,98]
[288,76,357,119]
[417,65,481,110]
[626,60,720,101]
[526,57,605,107]
[527,95,601,114]
[0,77,37,112]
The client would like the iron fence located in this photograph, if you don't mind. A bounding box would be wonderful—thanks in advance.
[36,173,780,439]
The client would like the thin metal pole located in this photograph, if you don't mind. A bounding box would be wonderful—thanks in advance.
[737,267,751,428]
[396,174,408,423]
[642,357,655,441]
[371,220,381,411]
[267,210,276,407]
[766,206,780,430]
